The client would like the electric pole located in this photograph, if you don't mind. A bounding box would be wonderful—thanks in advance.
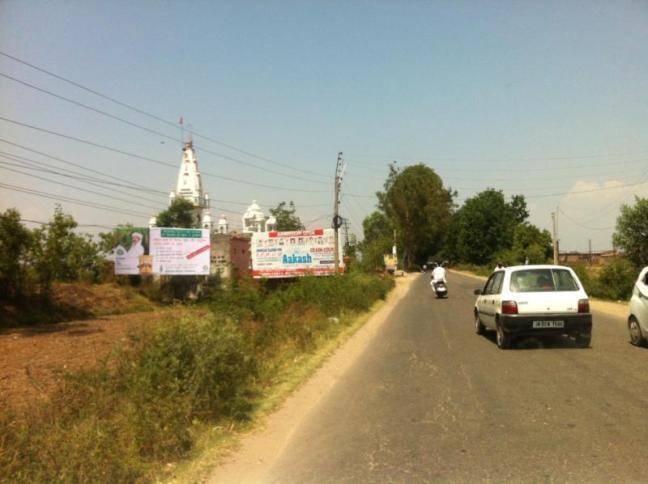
[333,152,344,273]
[551,211,558,264]
[588,239,592,265]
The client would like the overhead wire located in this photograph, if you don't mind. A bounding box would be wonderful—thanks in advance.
[0,162,166,211]
[0,182,151,218]
[0,116,331,193]
[0,52,329,179]
[0,152,167,205]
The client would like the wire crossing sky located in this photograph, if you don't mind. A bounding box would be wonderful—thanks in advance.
[1,1,647,250]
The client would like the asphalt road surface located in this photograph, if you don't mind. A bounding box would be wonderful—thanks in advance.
[264,272,648,483]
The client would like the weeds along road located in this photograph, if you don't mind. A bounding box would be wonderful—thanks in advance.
[258,272,648,483]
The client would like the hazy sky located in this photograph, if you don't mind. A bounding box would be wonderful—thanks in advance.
[1,0,647,251]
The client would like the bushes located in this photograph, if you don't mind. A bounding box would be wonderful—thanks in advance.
[1,273,393,482]
[0,315,258,482]
[592,259,637,300]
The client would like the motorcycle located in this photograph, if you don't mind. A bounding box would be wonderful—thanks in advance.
[431,279,448,299]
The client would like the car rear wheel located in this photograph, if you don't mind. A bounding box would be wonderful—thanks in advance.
[475,312,485,335]
[629,317,646,347]
[496,321,512,349]
[575,333,591,348]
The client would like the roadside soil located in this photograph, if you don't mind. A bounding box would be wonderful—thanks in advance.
[0,307,198,410]
[203,273,415,484]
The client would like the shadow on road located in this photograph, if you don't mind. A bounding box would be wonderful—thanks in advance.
[479,331,587,350]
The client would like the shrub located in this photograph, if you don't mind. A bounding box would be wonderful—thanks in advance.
[1,273,393,481]
[593,258,637,300]
[0,315,258,481]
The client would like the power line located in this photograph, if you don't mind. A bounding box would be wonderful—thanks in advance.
[0,51,329,179]
[0,67,326,184]
[20,218,118,230]
[0,182,151,218]
[344,151,648,164]
[526,179,648,199]
[0,137,167,195]
[0,152,167,205]
[0,116,331,193]
[558,208,615,231]
[0,162,166,212]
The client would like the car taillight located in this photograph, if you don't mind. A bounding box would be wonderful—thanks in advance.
[578,299,590,313]
[502,300,518,315]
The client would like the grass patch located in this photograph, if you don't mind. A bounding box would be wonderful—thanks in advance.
[0,273,394,482]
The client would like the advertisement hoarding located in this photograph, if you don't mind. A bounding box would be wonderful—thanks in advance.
[251,228,344,279]
[150,228,211,275]
[112,227,149,275]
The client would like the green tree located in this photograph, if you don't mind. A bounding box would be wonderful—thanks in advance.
[98,223,134,253]
[269,201,304,231]
[494,223,552,265]
[377,164,455,268]
[613,196,648,267]
[156,198,199,228]
[359,211,393,271]
[31,206,101,294]
[0,208,32,300]
[449,189,528,265]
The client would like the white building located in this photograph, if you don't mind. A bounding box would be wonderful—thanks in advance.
[242,200,276,233]
[217,214,229,234]
[153,140,212,229]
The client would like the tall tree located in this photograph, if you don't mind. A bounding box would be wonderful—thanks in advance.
[613,196,648,267]
[31,206,100,293]
[377,164,455,268]
[269,201,304,231]
[0,208,32,300]
[449,189,528,265]
[359,211,393,271]
[156,198,199,228]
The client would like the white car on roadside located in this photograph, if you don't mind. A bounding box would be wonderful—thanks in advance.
[628,266,648,347]
[474,265,592,349]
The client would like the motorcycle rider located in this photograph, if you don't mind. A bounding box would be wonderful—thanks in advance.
[431,262,447,285]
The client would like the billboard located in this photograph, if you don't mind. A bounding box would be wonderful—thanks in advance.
[112,227,150,275]
[251,228,344,279]
[150,228,211,275]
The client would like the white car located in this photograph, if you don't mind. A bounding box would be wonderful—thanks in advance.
[474,265,592,349]
[628,266,648,347]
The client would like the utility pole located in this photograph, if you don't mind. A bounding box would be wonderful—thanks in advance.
[551,210,558,264]
[333,152,344,273]
[588,239,592,265]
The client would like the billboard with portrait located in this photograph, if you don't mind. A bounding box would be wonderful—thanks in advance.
[112,227,150,275]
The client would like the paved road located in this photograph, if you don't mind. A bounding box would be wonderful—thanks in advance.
[265,272,648,483]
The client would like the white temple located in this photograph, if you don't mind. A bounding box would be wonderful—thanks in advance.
[154,140,212,229]
[242,200,276,233]
[217,214,229,234]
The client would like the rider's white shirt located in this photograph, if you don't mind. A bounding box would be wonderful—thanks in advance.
[431,267,446,282]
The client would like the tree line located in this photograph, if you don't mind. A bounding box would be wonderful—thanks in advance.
[358,163,648,274]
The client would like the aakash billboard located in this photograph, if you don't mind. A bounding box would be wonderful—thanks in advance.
[251,228,344,279]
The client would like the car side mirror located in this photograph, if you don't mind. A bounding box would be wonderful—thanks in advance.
[474,289,482,295]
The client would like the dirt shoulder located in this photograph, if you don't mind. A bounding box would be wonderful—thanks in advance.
[200,273,416,484]
[0,307,196,409]
[449,268,628,320]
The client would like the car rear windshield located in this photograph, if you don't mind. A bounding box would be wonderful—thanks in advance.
[509,269,579,292]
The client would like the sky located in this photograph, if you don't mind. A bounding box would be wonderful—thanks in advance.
[0,0,647,251]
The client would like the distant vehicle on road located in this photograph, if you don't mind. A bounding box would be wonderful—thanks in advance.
[473,265,592,349]
[628,266,648,347]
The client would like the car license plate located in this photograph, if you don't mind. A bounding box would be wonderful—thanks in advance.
[532,320,564,328]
